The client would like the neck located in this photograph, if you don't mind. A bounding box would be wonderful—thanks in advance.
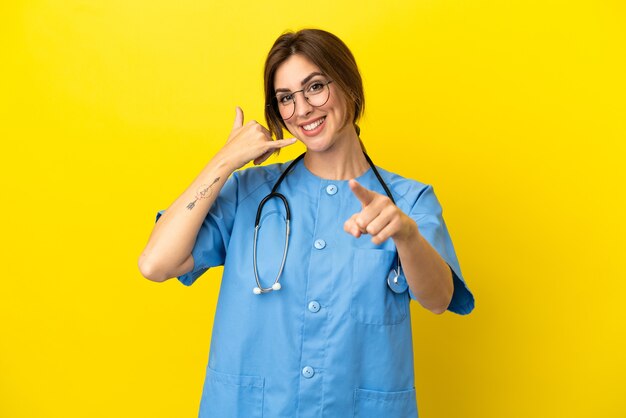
[303,128,370,180]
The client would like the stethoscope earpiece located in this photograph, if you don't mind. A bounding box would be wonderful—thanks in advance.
[252,282,282,295]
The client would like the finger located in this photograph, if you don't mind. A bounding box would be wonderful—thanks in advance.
[260,137,297,151]
[253,138,297,165]
[253,150,273,165]
[343,216,363,238]
[271,137,297,148]
[354,196,389,231]
[233,106,244,129]
[364,205,397,236]
[247,122,272,140]
[256,123,274,140]
[343,215,357,237]
[349,179,375,207]
[350,213,368,235]
[371,217,402,245]
[246,121,274,141]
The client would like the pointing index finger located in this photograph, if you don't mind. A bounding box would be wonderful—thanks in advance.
[349,179,375,206]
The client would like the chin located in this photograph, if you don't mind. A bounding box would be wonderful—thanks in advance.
[297,126,342,153]
[299,135,336,153]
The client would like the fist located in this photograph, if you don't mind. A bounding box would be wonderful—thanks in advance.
[343,179,417,245]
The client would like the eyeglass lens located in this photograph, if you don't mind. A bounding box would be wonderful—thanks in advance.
[276,80,331,120]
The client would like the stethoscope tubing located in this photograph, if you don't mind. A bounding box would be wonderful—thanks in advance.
[252,152,402,295]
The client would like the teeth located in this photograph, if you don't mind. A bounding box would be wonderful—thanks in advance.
[303,117,325,131]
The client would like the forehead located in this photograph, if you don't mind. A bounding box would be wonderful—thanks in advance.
[273,54,323,89]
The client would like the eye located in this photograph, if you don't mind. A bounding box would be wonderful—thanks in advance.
[307,82,325,93]
[277,94,293,105]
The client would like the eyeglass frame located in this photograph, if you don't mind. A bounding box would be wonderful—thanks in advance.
[267,79,334,121]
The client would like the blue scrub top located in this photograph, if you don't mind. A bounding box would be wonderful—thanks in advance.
[155,159,474,418]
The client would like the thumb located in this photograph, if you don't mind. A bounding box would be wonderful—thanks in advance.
[232,106,244,129]
[349,179,375,206]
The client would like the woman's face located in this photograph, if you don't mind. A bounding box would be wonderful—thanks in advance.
[273,54,350,153]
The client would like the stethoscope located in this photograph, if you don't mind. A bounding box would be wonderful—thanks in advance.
[252,152,407,295]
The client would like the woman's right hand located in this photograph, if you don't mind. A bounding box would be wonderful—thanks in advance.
[218,106,297,171]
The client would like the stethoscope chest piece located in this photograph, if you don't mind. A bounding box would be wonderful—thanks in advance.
[387,268,408,294]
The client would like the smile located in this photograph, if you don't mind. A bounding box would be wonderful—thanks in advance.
[301,116,326,131]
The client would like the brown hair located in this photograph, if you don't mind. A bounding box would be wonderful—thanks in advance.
[264,29,365,141]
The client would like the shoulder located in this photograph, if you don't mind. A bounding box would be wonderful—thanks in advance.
[373,166,433,208]
[373,166,445,215]
[230,162,290,203]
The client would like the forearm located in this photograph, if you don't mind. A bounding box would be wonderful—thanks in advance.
[138,107,296,281]
[395,225,454,314]
[138,152,235,281]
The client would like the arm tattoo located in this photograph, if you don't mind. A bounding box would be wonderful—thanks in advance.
[186,177,220,210]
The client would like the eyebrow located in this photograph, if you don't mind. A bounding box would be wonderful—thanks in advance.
[275,72,325,93]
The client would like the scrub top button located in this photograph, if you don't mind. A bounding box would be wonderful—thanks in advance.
[314,239,326,250]
[326,184,338,195]
[308,301,321,313]
[302,366,315,379]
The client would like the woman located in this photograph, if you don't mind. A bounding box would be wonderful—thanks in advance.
[139,28,474,418]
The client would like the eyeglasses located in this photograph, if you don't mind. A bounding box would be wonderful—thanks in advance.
[271,80,333,120]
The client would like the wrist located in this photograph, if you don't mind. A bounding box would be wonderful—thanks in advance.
[213,149,239,174]
[393,217,420,246]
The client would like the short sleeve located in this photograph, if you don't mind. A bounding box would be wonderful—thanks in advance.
[155,174,238,286]
[406,185,475,315]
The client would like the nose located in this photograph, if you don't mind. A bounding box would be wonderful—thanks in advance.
[293,91,313,119]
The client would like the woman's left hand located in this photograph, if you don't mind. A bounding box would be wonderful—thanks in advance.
[343,179,419,245]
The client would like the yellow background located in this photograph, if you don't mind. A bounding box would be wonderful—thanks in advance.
[2,1,625,417]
